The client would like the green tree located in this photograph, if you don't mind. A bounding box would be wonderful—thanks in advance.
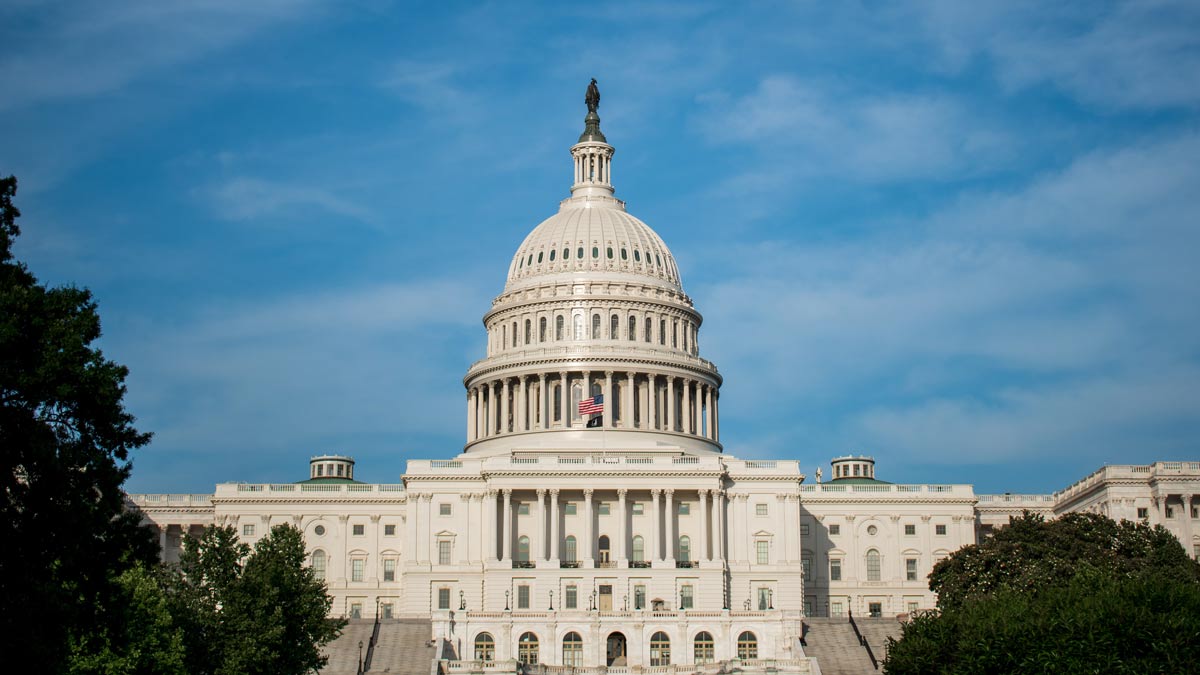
[928,511,1198,611]
[885,512,1200,675]
[0,175,158,671]
[175,524,344,675]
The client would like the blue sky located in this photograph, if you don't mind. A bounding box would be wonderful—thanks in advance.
[3,1,1198,494]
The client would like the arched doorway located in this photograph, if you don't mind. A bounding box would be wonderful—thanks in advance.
[606,632,627,667]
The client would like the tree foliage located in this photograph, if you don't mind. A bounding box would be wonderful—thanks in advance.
[0,175,158,670]
[929,511,1199,611]
[885,512,1200,674]
[173,524,344,675]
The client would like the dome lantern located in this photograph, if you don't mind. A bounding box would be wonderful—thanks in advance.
[570,79,615,199]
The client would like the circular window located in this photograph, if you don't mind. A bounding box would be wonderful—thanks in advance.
[314,525,326,536]
[867,525,878,536]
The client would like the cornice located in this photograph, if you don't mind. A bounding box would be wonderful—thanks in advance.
[464,354,722,385]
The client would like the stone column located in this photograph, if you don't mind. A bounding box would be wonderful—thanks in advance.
[515,377,525,433]
[667,377,676,432]
[158,526,167,562]
[559,371,569,428]
[538,374,547,430]
[777,494,789,563]
[535,489,546,561]
[652,489,662,561]
[699,489,710,562]
[583,489,595,565]
[502,489,513,563]
[487,382,497,436]
[713,490,725,563]
[603,370,614,429]
[485,490,498,561]
[501,378,511,434]
[458,497,470,564]
[648,374,658,430]
[467,389,476,442]
[704,385,712,439]
[665,489,676,563]
[421,494,434,563]
[550,489,561,563]
[617,488,628,565]
[1183,494,1195,558]
[713,391,719,441]
[623,372,635,429]
[405,495,418,564]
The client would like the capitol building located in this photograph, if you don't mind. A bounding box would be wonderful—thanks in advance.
[129,86,1200,675]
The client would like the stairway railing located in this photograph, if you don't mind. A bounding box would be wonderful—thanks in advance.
[847,610,878,670]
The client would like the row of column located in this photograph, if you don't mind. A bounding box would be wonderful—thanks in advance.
[573,146,612,186]
[466,371,718,443]
[491,488,728,565]
[1154,493,1196,556]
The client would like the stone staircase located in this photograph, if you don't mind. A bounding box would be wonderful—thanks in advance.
[321,620,377,675]
[854,618,903,664]
[369,619,438,674]
[801,617,877,675]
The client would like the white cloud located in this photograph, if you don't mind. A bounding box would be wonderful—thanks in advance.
[209,176,378,225]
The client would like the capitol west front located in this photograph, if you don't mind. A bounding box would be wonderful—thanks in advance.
[130,88,1200,674]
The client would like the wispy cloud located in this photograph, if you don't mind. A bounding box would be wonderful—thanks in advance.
[209,176,378,226]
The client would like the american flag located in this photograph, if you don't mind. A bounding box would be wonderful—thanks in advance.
[578,394,604,415]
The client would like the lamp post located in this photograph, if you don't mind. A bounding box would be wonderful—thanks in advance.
[460,590,466,610]
[768,589,774,610]
[357,640,364,675]
[744,599,751,611]
[589,591,596,611]
[623,595,628,611]
[549,590,554,610]
[505,590,510,611]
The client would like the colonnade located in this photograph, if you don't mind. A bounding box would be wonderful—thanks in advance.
[466,371,718,443]
[572,144,612,186]
[487,488,727,567]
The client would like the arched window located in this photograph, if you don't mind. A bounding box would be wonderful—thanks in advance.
[592,246,599,259]
[577,246,584,259]
[555,315,564,340]
[571,383,582,422]
[573,313,584,340]
[562,632,583,667]
[628,315,636,341]
[518,632,539,665]
[553,384,562,421]
[682,322,688,351]
[607,247,614,259]
[564,536,577,563]
[673,321,678,348]
[502,324,507,347]
[517,536,530,562]
[598,535,611,563]
[679,535,691,562]
[592,313,601,339]
[660,319,666,345]
[645,317,652,342]
[512,321,518,348]
[563,247,569,260]
[866,549,881,581]
[524,319,531,345]
[311,549,326,580]
[694,632,714,664]
[549,249,556,261]
[737,632,758,660]
[474,633,495,661]
[632,536,645,562]
[650,632,671,666]
[610,314,619,339]
[539,317,547,342]
[620,247,628,260]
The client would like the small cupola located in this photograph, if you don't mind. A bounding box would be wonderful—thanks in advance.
[830,455,876,481]
[309,454,355,480]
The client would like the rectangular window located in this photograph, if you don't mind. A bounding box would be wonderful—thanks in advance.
[1166,507,1175,518]
[353,524,365,536]
[680,584,694,609]
[907,601,919,613]
[800,524,810,536]
[935,524,947,536]
[384,524,396,536]
[678,503,690,515]
[1138,507,1149,519]
[830,559,842,581]
[905,524,916,536]
[831,600,844,617]
[438,540,452,565]
[440,504,452,516]
[634,584,646,610]
[351,559,364,582]
[518,503,529,515]
[382,602,394,619]
[802,557,812,581]
[756,540,769,565]
[906,558,918,581]
[383,559,396,582]
[757,587,770,610]
[566,585,578,609]
[804,597,815,616]
[242,524,255,536]
[598,503,610,515]
[632,503,644,515]
[829,524,840,535]
[565,503,577,515]
[438,588,450,610]
[1192,506,1198,519]
[517,585,530,609]
[756,504,768,516]
[350,602,362,619]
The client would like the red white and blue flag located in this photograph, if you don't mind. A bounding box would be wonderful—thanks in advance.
[578,394,604,415]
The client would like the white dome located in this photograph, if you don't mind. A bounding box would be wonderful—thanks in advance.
[505,200,682,291]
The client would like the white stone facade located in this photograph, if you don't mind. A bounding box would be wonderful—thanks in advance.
[126,92,1200,673]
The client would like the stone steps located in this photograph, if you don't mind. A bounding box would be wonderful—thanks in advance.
[801,618,877,675]
[368,619,437,675]
[854,618,903,663]
[321,620,377,675]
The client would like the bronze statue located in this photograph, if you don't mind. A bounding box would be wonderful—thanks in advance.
[586,78,600,113]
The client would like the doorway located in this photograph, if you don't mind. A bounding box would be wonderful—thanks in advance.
[606,632,627,666]
[599,584,613,611]
[868,602,883,618]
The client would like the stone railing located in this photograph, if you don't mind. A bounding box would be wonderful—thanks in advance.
[977,494,1055,505]
[1053,462,1200,503]
[127,494,213,507]
[213,483,405,497]
[800,484,973,497]
[443,659,816,675]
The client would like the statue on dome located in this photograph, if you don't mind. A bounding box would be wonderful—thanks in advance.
[586,78,601,113]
